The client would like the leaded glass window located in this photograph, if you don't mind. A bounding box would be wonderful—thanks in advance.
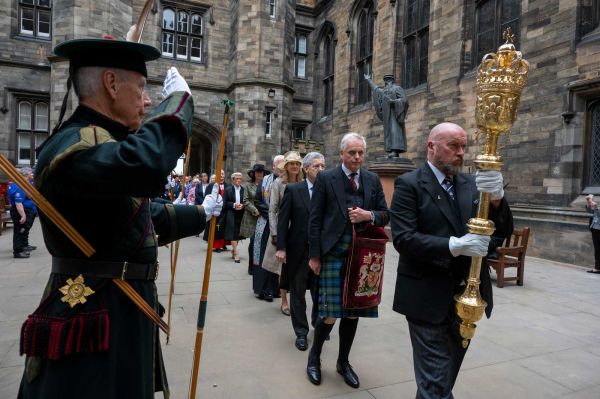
[323,30,335,117]
[580,0,600,39]
[295,34,307,78]
[16,99,48,166]
[474,0,520,67]
[590,102,600,186]
[356,2,375,105]
[403,0,430,88]
[161,4,204,63]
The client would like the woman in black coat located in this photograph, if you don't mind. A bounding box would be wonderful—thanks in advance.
[224,172,245,262]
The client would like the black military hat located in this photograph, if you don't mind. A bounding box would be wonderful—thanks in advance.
[54,36,161,78]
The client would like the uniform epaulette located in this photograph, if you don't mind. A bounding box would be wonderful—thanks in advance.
[36,125,116,188]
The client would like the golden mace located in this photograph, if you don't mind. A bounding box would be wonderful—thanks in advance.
[454,27,529,348]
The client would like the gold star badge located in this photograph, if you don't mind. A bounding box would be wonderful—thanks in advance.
[59,275,95,308]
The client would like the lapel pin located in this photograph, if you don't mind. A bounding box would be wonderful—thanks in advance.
[437,195,441,200]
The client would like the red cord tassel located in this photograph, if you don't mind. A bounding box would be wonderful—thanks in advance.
[20,310,110,360]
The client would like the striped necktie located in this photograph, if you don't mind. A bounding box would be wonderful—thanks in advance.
[349,173,358,192]
[442,177,455,200]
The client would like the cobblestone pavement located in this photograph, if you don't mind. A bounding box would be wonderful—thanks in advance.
[1,223,600,398]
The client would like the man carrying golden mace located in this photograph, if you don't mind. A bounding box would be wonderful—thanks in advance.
[390,28,528,398]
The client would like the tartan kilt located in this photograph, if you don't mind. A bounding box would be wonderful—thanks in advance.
[319,240,378,319]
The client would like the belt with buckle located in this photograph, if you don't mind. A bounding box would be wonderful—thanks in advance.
[52,257,160,280]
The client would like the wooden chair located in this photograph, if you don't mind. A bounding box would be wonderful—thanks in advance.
[488,227,530,288]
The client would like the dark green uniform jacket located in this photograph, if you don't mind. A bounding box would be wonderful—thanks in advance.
[18,92,205,399]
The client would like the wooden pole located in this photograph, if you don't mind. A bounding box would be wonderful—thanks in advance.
[166,139,192,343]
[188,99,233,399]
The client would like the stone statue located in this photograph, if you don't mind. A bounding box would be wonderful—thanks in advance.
[365,74,409,158]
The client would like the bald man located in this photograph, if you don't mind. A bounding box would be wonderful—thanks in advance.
[390,122,513,399]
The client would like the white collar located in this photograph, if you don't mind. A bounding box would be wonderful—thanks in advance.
[306,179,314,191]
[341,163,360,177]
[427,161,450,185]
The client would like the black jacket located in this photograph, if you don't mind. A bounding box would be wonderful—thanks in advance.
[390,163,513,323]
[277,180,311,279]
[308,165,389,258]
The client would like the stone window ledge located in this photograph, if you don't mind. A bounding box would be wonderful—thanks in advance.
[317,115,332,124]
[348,103,371,115]
[405,84,427,97]
[12,34,51,44]
[579,28,600,46]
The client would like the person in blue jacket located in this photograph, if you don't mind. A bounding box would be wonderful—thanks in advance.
[7,167,37,258]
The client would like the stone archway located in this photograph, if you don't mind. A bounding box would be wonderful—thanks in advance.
[188,118,220,176]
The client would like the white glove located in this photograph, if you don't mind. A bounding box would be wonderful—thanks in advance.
[162,67,191,99]
[201,184,223,221]
[449,233,490,257]
[125,24,137,42]
[475,170,504,200]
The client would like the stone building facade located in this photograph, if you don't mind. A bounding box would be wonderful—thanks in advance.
[0,0,599,266]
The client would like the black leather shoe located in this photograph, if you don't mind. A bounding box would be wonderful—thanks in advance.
[336,362,359,388]
[13,252,30,259]
[263,292,273,302]
[306,356,321,385]
[24,245,37,251]
[295,335,308,351]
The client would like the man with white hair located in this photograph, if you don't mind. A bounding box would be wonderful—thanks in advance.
[307,133,389,388]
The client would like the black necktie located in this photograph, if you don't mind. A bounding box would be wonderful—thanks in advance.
[349,173,358,192]
[442,177,455,200]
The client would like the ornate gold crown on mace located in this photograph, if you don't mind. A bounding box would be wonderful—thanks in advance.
[454,27,529,348]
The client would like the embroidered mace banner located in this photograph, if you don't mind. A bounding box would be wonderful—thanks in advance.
[343,224,388,309]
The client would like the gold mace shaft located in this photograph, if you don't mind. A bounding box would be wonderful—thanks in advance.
[454,27,529,348]
[188,99,233,399]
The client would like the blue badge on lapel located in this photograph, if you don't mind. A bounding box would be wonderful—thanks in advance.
[473,199,479,205]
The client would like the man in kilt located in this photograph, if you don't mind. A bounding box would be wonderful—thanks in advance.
[307,132,389,388]
[17,37,221,398]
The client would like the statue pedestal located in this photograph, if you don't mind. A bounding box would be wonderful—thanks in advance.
[369,157,416,207]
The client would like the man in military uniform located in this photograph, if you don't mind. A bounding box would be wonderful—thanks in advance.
[17,37,221,398]
[7,167,37,258]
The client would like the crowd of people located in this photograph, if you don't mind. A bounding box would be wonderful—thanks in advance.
[14,34,517,399]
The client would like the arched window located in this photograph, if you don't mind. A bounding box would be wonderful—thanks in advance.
[403,0,429,88]
[16,99,49,165]
[355,2,375,105]
[323,29,335,116]
[161,5,205,63]
[473,0,520,67]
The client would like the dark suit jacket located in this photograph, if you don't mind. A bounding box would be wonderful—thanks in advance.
[223,184,244,240]
[309,165,389,258]
[277,180,311,279]
[194,183,209,205]
[390,163,513,324]
[202,182,230,241]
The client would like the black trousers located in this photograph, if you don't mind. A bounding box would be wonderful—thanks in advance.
[10,207,35,254]
[592,228,600,270]
[406,313,468,399]
[289,257,319,337]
